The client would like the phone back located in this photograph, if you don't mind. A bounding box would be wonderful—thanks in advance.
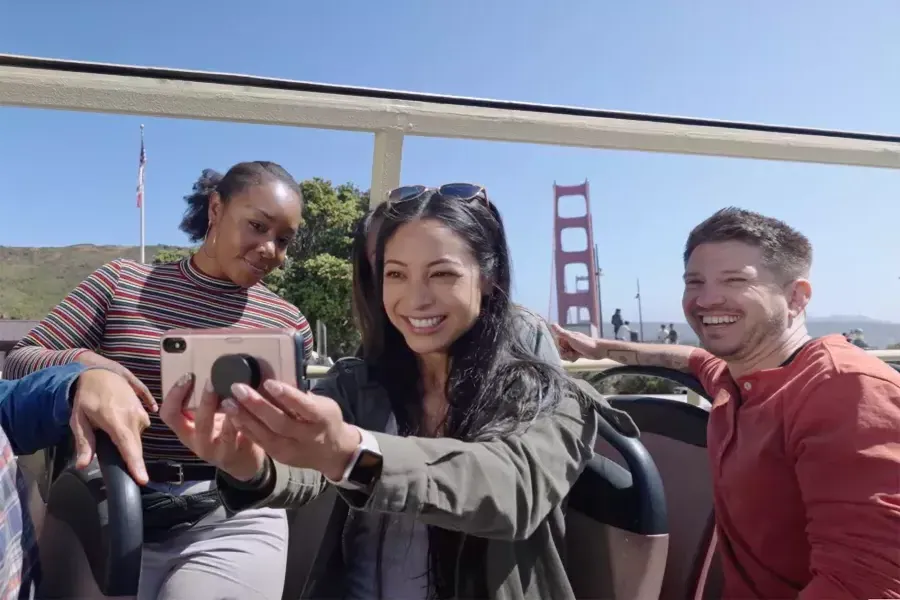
[160,327,307,410]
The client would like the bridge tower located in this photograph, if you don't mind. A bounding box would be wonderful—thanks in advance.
[553,181,600,337]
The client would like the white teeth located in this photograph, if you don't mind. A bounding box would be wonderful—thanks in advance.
[409,316,444,329]
[701,315,740,325]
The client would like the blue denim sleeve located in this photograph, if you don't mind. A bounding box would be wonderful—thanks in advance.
[0,363,85,455]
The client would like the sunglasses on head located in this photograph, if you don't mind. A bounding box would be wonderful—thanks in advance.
[386,183,488,205]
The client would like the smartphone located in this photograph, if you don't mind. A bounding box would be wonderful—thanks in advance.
[160,327,309,411]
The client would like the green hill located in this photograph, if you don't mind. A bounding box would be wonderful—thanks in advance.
[0,244,188,319]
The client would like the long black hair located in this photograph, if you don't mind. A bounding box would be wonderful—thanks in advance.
[350,203,387,357]
[368,191,589,598]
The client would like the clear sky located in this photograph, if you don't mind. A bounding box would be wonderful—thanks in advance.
[1,0,898,322]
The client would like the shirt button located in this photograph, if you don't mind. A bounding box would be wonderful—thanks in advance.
[743,382,752,391]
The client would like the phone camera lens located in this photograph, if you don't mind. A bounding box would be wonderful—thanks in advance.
[163,337,187,354]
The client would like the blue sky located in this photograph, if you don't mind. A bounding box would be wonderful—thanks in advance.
[1,0,898,322]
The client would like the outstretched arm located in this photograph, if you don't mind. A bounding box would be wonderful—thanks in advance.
[0,363,85,454]
[552,323,698,372]
[335,391,597,540]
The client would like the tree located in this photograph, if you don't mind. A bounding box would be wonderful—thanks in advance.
[290,179,367,261]
[282,254,356,356]
[280,179,366,357]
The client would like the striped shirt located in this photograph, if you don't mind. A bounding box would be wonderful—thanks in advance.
[4,257,314,464]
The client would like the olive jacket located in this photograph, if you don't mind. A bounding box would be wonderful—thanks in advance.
[218,313,635,599]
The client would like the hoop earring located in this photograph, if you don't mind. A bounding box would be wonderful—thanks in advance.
[202,223,218,260]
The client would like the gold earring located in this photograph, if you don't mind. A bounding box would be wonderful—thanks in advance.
[203,223,218,259]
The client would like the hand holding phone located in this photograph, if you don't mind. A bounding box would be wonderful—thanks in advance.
[160,327,308,411]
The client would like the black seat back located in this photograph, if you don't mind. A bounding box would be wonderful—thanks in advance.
[34,432,143,599]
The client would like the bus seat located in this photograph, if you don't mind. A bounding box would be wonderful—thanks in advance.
[281,488,340,600]
[566,411,669,600]
[605,397,722,600]
[33,431,143,599]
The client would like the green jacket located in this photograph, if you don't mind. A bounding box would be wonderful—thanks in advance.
[217,314,635,599]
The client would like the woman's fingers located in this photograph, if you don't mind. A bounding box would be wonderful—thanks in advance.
[230,383,295,436]
[223,397,283,453]
[194,379,220,447]
[160,373,196,438]
[130,374,159,413]
[262,380,331,423]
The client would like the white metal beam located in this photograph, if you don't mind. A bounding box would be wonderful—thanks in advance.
[1,62,899,169]
[369,131,404,207]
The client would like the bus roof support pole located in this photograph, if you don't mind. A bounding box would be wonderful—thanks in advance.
[370,131,404,208]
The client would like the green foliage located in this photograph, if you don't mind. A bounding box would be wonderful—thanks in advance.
[291,179,367,262]
[152,247,194,264]
[582,373,679,396]
[282,254,358,356]
[0,245,189,319]
[278,179,366,358]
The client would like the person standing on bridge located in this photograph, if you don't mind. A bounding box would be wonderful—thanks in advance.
[611,308,624,339]
[553,207,900,600]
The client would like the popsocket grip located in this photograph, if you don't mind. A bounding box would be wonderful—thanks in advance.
[211,353,262,399]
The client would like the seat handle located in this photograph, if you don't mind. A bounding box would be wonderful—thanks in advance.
[94,430,144,596]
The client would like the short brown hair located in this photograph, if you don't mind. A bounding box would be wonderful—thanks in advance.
[684,207,812,281]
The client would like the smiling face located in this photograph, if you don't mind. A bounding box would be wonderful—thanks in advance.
[208,180,302,287]
[381,218,483,356]
[682,240,809,361]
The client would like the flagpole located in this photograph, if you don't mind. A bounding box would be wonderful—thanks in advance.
[139,124,146,264]
[636,278,644,342]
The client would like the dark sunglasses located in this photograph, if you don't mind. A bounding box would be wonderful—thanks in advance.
[386,183,488,205]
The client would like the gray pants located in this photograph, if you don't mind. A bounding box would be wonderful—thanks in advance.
[137,481,289,600]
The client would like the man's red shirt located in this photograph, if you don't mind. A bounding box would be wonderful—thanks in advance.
[689,334,900,599]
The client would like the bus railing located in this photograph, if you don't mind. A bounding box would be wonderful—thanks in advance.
[306,348,900,380]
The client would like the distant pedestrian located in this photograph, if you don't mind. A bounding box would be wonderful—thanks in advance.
[667,324,679,344]
[612,309,624,339]
[657,324,670,343]
[617,320,632,341]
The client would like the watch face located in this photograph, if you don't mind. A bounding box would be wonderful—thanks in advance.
[349,449,383,488]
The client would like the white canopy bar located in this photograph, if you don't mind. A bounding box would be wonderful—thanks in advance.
[2,53,899,199]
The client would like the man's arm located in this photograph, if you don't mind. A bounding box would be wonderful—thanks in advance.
[789,372,900,599]
[596,339,697,372]
[0,363,85,455]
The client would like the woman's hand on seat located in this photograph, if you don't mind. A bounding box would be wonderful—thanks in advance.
[71,368,151,485]
[159,373,267,482]
[76,350,158,412]
[221,380,361,482]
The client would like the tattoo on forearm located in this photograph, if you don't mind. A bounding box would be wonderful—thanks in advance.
[603,348,689,370]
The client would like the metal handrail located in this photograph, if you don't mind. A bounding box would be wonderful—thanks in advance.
[305,348,900,379]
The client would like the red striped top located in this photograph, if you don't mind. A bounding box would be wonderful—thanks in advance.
[4,257,314,464]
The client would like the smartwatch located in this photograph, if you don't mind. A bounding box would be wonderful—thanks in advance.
[332,427,383,490]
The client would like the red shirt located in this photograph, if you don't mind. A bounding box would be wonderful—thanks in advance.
[690,335,900,599]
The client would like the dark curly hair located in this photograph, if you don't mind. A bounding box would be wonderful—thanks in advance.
[179,161,302,242]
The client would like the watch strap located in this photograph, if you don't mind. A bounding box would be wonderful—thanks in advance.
[328,427,381,488]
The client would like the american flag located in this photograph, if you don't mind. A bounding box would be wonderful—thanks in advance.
[136,125,146,208]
